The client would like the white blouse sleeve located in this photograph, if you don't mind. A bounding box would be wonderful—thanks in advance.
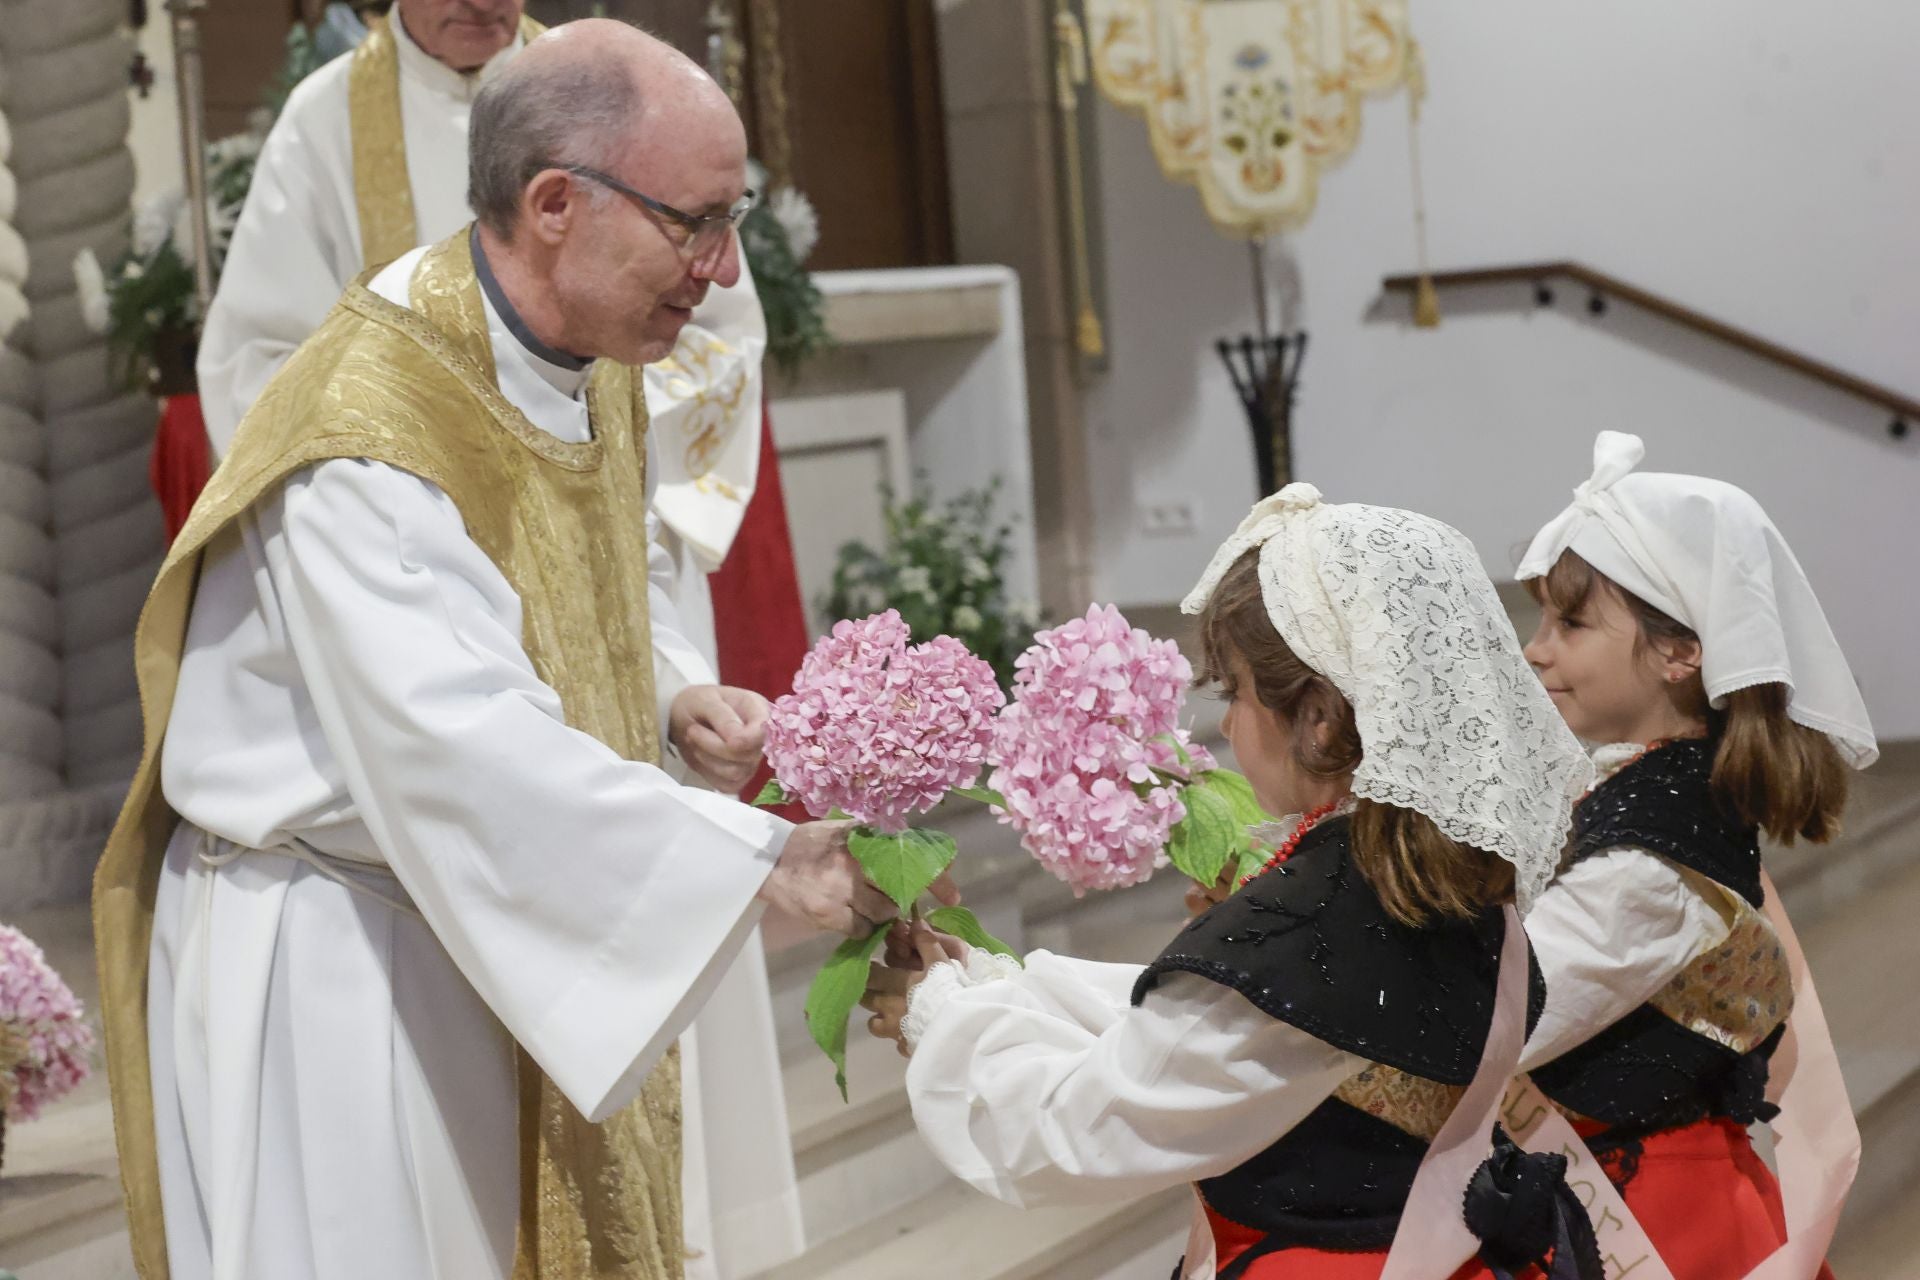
[902,949,1363,1209]
[268,458,786,1121]
[1520,847,1736,1072]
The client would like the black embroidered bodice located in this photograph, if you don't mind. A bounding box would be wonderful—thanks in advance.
[1529,739,1789,1138]
[1133,816,1545,1254]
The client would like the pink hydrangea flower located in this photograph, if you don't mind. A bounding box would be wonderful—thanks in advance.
[765,610,1006,832]
[987,604,1214,894]
[0,924,95,1122]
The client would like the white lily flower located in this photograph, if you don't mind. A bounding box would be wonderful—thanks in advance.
[770,187,820,264]
[71,248,112,334]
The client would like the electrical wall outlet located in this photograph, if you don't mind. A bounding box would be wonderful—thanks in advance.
[1142,500,1197,537]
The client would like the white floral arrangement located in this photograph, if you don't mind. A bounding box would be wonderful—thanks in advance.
[72,131,264,390]
[822,480,1040,691]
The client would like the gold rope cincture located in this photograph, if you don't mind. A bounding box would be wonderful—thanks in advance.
[1054,0,1106,362]
[1404,36,1440,329]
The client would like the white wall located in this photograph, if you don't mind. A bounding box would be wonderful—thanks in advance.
[1081,0,1920,739]
[127,18,185,211]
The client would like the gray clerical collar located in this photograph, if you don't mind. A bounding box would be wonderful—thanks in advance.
[469,224,594,375]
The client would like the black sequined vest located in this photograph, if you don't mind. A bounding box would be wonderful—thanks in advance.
[1133,816,1544,1251]
[1528,740,1793,1136]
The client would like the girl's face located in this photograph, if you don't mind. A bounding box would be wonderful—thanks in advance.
[1523,578,1703,745]
[1219,652,1351,817]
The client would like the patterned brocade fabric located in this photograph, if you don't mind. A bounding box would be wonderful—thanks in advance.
[1332,1064,1466,1142]
[1648,901,1793,1056]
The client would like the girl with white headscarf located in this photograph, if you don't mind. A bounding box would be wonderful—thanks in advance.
[1515,431,1872,1279]
[862,486,1600,1279]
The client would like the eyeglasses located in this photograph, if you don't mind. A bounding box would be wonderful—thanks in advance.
[561,163,757,260]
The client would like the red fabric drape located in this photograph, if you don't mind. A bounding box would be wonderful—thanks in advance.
[708,405,811,810]
[151,394,213,544]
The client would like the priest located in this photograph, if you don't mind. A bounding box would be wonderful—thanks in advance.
[96,23,897,1280]
[193,3,798,1272]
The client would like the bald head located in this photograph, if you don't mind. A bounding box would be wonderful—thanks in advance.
[468,19,743,240]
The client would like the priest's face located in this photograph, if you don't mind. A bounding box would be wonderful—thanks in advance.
[557,112,749,365]
[399,0,522,72]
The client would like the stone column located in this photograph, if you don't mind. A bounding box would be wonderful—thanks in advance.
[935,0,1096,616]
[0,0,166,907]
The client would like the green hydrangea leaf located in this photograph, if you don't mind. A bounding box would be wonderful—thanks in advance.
[950,785,1007,809]
[1166,780,1242,888]
[803,928,891,1102]
[1199,768,1271,828]
[848,827,958,916]
[752,778,792,808]
[926,906,1021,960]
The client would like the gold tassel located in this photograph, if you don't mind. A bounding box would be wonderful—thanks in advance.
[1405,36,1440,329]
[1414,275,1441,329]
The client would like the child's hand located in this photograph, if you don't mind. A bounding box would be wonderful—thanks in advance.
[1185,864,1236,917]
[860,919,970,1057]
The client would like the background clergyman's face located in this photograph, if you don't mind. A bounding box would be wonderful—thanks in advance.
[398,0,524,72]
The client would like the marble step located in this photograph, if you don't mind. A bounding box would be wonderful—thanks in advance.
[0,904,130,1280]
[1808,845,1920,1239]
[748,1177,1192,1280]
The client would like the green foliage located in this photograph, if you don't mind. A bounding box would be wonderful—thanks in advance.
[949,785,1007,809]
[752,777,792,807]
[1165,767,1274,889]
[847,827,958,917]
[740,196,829,376]
[803,928,890,1101]
[926,906,1019,959]
[1165,781,1240,888]
[823,479,1042,691]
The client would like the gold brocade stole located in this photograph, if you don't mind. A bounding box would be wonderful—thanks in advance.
[347,12,549,269]
[92,229,682,1280]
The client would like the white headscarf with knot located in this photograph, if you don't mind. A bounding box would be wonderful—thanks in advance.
[1184,483,1592,913]
[1518,431,1877,769]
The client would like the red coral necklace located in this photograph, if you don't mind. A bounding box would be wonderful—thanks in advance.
[1241,800,1341,887]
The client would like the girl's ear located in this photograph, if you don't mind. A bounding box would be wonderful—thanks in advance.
[1303,684,1339,754]
[1654,634,1703,686]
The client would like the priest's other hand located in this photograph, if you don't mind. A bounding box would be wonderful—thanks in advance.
[669,684,769,793]
[759,820,900,937]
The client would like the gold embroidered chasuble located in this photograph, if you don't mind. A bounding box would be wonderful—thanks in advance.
[347,12,547,269]
[93,231,684,1280]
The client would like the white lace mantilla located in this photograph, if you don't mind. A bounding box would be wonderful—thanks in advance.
[1185,484,1593,912]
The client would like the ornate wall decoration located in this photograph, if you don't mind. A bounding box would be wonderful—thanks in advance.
[1082,0,1415,237]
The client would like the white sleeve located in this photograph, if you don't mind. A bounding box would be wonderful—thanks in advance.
[195,88,362,458]
[646,505,717,740]
[1520,847,1736,1072]
[902,949,1362,1208]
[268,458,787,1121]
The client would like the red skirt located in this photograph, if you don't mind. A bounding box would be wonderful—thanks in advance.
[1204,1204,1543,1279]
[1580,1116,1833,1280]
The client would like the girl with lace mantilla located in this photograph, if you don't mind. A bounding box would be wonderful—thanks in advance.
[1516,431,1874,1278]
[862,487,1598,1279]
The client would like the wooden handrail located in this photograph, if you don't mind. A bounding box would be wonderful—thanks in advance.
[1381,261,1917,434]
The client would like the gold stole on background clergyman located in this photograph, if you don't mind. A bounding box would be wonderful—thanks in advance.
[93,231,683,1280]
[347,13,548,269]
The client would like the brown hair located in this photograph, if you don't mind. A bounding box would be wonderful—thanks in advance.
[1196,550,1515,926]
[1526,550,1848,843]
